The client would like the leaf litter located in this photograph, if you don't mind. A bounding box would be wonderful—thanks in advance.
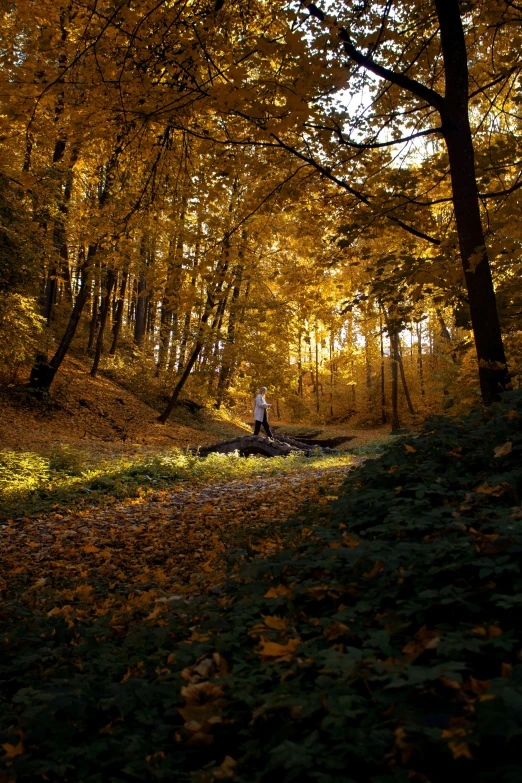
[0,463,355,624]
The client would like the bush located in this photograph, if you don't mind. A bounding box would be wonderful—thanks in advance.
[0,293,44,380]
[0,450,49,495]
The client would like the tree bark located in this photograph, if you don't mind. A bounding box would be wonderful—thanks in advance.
[436,306,457,363]
[215,264,243,409]
[435,0,508,401]
[158,338,203,423]
[315,336,320,413]
[329,332,334,418]
[379,311,386,424]
[134,269,148,346]
[298,329,303,396]
[87,266,100,351]
[109,270,128,356]
[389,331,400,432]
[417,321,425,396]
[397,341,415,416]
[91,268,116,377]
[158,238,231,423]
[29,248,95,390]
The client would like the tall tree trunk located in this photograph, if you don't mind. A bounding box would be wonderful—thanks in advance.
[417,322,425,396]
[109,270,128,356]
[397,341,415,416]
[215,264,243,409]
[134,270,148,346]
[158,338,203,423]
[87,263,100,351]
[329,332,334,418]
[298,329,303,396]
[380,311,386,424]
[315,335,320,413]
[436,306,457,363]
[29,248,95,390]
[147,296,156,336]
[390,331,401,432]
[435,0,508,402]
[158,238,231,423]
[365,332,372,392]
[158,203,186,371]
[91,268,116,377]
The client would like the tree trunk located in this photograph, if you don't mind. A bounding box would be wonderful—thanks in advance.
[417,322,425,396]
[380,311,386,424]
[298,329,303,396]
[158,240,231,423]
[109,270,128,356]
[436,307,457,363]
[87,268,100,351]
[134,270,147,346]
[315,337,320,413]
[91,268,116,377]
[158,339,203,423]
[215,264,243,409]
[329,332,334,418]
[29,249,95,390]
[397,341,415,416]
[435,0,508,402]
[390,331,400,432]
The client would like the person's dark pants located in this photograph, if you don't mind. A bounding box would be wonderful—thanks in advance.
[254,412,273,438]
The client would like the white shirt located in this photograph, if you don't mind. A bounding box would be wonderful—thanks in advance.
[254,393,270,422]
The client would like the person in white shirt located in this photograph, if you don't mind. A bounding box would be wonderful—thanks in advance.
[253,386,273,438]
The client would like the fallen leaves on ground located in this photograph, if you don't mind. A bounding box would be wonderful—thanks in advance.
[0,464,354,623]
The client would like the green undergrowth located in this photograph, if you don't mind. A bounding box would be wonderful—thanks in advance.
[2,392,522,782]
[0,446,354,520]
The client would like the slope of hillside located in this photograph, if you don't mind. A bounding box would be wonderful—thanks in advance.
[0,356,248,459]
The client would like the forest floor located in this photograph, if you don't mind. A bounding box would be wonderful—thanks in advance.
[0,355,391,459]
[0,461,357,619]
[2,391,522,782]
[0,356,246,460]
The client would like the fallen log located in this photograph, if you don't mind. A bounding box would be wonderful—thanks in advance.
[191,435,338,458]
[290,436,355,448]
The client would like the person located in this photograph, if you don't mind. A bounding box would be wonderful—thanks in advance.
[253,386,273,438]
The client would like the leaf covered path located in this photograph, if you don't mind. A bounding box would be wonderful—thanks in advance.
[1,462,356,621]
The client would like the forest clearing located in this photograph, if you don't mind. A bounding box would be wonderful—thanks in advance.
[2,0,522,780]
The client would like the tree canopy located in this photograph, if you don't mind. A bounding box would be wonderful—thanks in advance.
[1,0,521,424]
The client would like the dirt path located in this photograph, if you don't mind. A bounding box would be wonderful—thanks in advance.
[1,463,357,625]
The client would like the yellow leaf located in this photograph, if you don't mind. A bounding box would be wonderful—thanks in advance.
[167,652,176,664]
[213,755,237,779]
[264,584,291,599]
[494,441,512,458]
[83,544,99,554]
[441,728,473,759]
[447,740,472,760]
[440,677,462,690]
[258,636,300,658]
[404,444,416,453]
[2,741,24,759]
[75,585,94,602]
[364,560,383,578]
[475,483,505,496]
[262,615,287,630]
[342,533,360,548]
